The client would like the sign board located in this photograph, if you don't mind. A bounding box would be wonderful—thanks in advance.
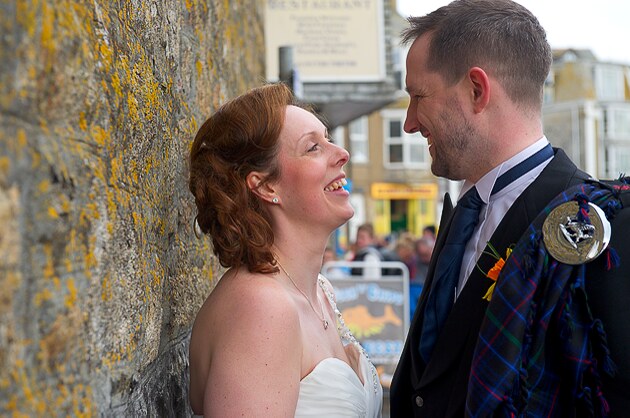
[371,182,438,200]
[265,0,385,82]
[323,261,410,388]
[322,261,409,388]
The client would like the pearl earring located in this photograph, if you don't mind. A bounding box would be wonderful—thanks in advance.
[272,197,279,204]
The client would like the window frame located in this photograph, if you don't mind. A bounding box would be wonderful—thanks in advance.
[349,116,369,164]
[381,109,429,169]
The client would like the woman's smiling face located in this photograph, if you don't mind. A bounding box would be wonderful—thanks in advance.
[273,105,354,229]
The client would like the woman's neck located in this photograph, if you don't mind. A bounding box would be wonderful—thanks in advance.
[272,239,327,298]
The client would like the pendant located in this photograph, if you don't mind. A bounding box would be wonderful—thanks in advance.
[323,320,329,330]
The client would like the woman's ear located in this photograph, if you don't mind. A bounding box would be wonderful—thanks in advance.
[246,171,277,203]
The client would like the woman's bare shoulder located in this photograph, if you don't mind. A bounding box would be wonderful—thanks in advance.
[192,269,303,416]
[240,273,297,323]
[194,268,300,343]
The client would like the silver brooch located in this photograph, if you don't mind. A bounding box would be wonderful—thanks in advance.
[542,201,611,265]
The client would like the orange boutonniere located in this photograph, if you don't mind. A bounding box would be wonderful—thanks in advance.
[479,243,513,301]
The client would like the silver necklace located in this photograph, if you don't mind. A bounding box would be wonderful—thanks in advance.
[277,261,329,330]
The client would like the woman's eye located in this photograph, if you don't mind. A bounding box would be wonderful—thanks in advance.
[308,143,320,152]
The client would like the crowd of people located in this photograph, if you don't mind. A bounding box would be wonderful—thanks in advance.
[322,223,436,284]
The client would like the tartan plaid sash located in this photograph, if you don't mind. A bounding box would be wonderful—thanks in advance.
[466,178,630,417]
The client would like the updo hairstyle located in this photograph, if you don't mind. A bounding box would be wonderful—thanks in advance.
[189,83,297,274]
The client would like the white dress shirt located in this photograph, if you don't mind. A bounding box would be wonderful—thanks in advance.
[455,137,553,298]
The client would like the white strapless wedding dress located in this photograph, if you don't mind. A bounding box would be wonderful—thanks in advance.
[294,276,383,418]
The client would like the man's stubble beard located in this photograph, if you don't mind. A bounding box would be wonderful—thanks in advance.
[430,99,487,182]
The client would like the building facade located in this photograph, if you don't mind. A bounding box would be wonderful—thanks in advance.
[543,49,630,179]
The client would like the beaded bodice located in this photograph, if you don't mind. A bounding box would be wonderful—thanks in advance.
[292,275,383,418]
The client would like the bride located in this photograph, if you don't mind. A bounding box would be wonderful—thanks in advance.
[188,83,383,417]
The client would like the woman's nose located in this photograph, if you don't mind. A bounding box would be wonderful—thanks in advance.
[334,144,349,166]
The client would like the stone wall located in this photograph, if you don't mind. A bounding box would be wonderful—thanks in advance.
[0,0,264,415]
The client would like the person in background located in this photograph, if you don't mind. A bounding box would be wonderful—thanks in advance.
[408,236,434,321]
[188,83,382,417]
[390,1,630,417]
[350,223,383,278]
[421,225,436,243]
[394,238,416,280]
[412,237,434,284]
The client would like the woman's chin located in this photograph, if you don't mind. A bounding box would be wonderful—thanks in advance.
[335,207,354,228]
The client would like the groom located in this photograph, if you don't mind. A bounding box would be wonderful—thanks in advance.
[390,0,630,417]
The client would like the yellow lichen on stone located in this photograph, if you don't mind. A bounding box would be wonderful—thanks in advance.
[38,180,50,193]
[42,243,55,279]
[16,0,37,38]
[40,1,56,71]
[34,288,53,307]
[101,273,112,302]
[65,278,77,308]
[91,125,110,147]
[47,206,59,219]
[196,60,203,78]
[79,111,88,131]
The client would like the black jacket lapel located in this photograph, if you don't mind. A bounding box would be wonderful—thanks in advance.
[391,192,454,398]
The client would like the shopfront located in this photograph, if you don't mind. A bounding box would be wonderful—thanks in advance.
[371,182,438,237]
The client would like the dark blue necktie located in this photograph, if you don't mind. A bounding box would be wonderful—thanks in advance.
[419,144,554,362]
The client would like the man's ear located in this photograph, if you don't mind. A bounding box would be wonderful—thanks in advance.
[468,67,490,113]
[246,171,277,203]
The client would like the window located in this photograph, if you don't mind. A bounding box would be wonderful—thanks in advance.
[595,65,624,101]
[330,126,345,148]
[606,106,630,140]
[349,117,368,163]
[607,146,630,178]
[382,114,428,169]
[392,45,406,90]
[617,148,630,171]
[561,51,577,63]
[389,120,402,138]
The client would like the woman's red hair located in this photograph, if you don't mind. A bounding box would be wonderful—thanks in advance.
[189,83,299,274]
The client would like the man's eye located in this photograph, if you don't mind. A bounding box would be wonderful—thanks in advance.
[308,143,320,152]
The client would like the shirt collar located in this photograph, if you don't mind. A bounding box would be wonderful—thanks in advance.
[459,136,550,204]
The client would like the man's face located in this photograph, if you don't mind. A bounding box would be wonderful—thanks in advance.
[404,34,486,181]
